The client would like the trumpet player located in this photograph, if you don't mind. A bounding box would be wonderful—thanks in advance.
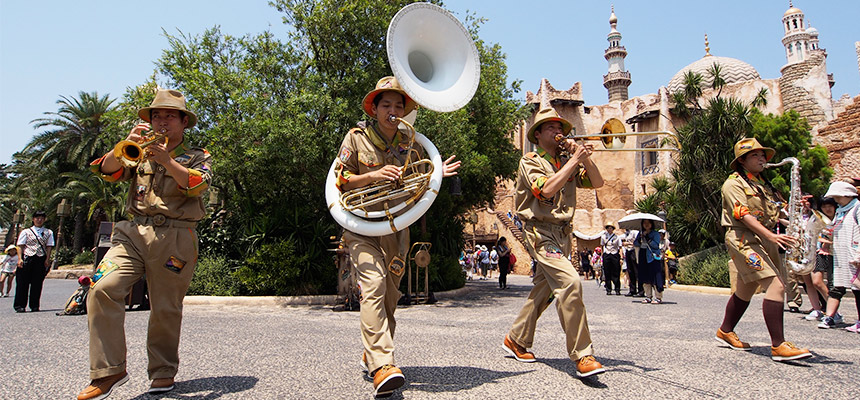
[501,107,608,378]
[78,89,211,400]
[335,77,459,397]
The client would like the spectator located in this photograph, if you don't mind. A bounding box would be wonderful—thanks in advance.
[808,197,837,321]
[489,246,499,279]
[1,245,19,297]
[479,245,490,280]
[497,237,511,289]
[634,220,663,304]
[622,231,643,297]
[600,224,622,295]
[666,244,679,285]
[14,210,54,313]
[817,182,860,332]
[591,247,603,287]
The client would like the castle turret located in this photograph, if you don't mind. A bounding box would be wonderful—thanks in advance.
[603,6,631,102]
[781,1,812,65]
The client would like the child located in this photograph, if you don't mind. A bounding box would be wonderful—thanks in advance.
[0,245,19,297]
[817,182,860,332]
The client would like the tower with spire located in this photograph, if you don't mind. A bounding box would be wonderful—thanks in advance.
[603,6,632,102]
[781,1,812,65]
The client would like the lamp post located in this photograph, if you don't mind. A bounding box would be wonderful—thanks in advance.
[469,211,478,250]
[11,210,21,247]
[52,199,72,269]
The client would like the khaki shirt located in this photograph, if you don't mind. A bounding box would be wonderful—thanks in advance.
[514,148,592,225]
[721,171,781,230]
[91,141,212,222]
[334,121,424,214]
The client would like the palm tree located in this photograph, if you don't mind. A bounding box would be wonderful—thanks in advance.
[52,171,127,253]
[27,91,115,169]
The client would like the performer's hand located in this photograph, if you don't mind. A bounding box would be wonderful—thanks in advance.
[373,165,402,182]
[148,142,171,165]
[569,142,593,164]
[770,233,798,250]
[442,155,461,177]
[127,123,150,142]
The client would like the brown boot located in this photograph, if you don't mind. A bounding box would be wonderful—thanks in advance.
[576,355,606,378]
[148,377,175,394]
[77,371,128,400]
[372,364,405,397]
[502,335,536,363]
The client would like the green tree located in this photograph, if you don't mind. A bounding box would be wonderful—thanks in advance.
[28,91,115,169]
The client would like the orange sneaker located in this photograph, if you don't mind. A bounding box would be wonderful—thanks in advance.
[502,335,536,363]
[373,364,405,397]
[771,341,812,362]
[77,371,128,400]
[715,328,751,351]
[575,355,606,378]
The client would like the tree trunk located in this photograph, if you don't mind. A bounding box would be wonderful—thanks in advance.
[72,208,87,253]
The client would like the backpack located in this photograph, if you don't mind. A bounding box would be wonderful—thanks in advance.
[57,285,89,316]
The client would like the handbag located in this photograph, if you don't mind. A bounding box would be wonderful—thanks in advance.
[509,253,517,265]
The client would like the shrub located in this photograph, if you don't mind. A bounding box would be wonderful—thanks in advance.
[53,247,78,266]
[677,246,730,288]
[73,250,95,265]
[187,255,242,296]
[235,238,308,296]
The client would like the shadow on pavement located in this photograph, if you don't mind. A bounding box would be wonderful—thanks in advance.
[128,375,258,400]
[435,281,533,309]
[400,365,532,394]
[541,356,721,398]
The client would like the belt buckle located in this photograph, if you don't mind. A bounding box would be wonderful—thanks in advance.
[152,214,167,227]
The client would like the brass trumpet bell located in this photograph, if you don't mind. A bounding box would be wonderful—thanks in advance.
[113,131,168,168]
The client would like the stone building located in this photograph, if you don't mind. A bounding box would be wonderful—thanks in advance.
[467,3,858,270]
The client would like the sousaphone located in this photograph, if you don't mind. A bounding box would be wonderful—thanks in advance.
[325,2,480,236]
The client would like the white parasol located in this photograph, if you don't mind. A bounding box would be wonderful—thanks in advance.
[617,212,665,231]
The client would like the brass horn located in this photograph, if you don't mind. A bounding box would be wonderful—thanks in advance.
[562,118,680,152]
[113,129,169,168]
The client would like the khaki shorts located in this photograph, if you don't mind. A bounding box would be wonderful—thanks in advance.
[725,227,784,284]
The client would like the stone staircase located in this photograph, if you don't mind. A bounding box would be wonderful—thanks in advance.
[492,210,525,246]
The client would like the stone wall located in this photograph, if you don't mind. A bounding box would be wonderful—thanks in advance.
[817,96,860,181]
[779,50,834,131]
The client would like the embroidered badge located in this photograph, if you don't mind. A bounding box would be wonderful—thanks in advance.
[339,147,352,163]
[545,245,563,259]
[92,260,121,287]
[388,256,405,277]
[164,256,186,273]
[746,252,763,271]
[174,154,191,163]
[135,184,147,201]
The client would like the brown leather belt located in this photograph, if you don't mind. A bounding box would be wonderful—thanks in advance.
[527,220,572,236]
[133,215,197,229]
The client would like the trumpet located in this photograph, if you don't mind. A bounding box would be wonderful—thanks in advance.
[557,118,681,152]
[113,129,169,168]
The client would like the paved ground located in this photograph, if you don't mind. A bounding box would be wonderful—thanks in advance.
[1,275,856,399]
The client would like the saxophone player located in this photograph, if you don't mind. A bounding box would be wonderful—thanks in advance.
[714,138,811,362]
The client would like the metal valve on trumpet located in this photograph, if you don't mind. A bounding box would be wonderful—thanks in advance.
[113,129,169,169]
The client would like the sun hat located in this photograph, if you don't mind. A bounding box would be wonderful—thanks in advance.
[730,138,774,169]
[138,89,198,128]
[527,108,572,144]
[5,245,16,254]
[823,181,858,198]
[361,76,417,117]
[605,222,616,229]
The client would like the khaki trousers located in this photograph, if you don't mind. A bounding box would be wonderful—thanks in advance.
[344,230,409,373]
[87,221,198,380]
[509,224,593,361]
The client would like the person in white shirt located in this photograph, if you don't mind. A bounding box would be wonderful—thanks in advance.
[1,245,20,297]
[600,223,623,295]
[14,210,54,312]
[489,247,499,280]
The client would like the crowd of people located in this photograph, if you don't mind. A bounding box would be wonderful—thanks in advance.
[460,237,515,289]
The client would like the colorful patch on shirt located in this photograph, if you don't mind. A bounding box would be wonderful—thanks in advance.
[339,147,352,163]
[745,252,763,271]
[164,256,186,274]
[92,259,121,287]
[135,184,147,201]
[545,245,563,259]
[173,154,192,163]
[388,256,405,277]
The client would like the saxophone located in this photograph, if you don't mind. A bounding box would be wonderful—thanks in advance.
[765,157,812,274]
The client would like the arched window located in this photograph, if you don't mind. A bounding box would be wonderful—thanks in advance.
[796,41,803,57]
[793,19,798,29]
[786,21,791,31]
[804,42,809,51]
[788,43,793,54]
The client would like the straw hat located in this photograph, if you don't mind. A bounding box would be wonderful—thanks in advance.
[730,138,774,169]
[527,108,572,144]
[362,76,417,117]
[138,89,198,128]
[605,222,616,229]
[823,181,858,198]
[5,245,16,254]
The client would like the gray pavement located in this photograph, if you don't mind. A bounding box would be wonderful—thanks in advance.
[1,275,857,399]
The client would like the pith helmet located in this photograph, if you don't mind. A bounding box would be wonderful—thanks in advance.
[362,76,417,117]
[527,108,572,144]
[138,89,197,128]
[730,138,774,170]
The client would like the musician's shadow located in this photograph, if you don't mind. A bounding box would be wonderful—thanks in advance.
[399,365,532,394]
[128,375,257,400]
[539,356,662,389]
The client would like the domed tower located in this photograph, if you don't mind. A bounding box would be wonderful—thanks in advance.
[781,1,811,65]
[603,6,632,102]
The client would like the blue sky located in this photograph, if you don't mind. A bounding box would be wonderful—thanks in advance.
[1,0,858,165]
